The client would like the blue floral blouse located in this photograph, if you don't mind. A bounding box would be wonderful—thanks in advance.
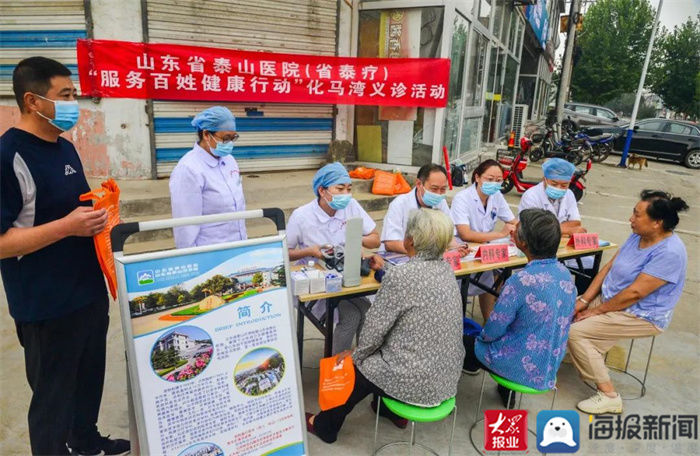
[474,258,577,390]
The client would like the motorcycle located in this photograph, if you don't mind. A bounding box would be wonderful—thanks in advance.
[498,138,592,202]
[526,125,590,165]
[574,127,618,163]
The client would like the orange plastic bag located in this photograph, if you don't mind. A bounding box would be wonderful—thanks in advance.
[80,179,121,299]
[394,173,411,194]
[371,170,397,195]
[318,355,355,411]
[348,167,376,179]
[371,170,411,195]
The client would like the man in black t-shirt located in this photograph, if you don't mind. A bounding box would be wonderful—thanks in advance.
[0,57,129,455]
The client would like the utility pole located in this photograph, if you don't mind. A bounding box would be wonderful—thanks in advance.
[619,0,664,167]
[556,0,582,139]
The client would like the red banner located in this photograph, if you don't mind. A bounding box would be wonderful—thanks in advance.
[76,39,450,107]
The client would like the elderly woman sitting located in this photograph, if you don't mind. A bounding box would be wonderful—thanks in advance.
[569,190,688,415]
[463,209,577,407]
[306,209,465,444]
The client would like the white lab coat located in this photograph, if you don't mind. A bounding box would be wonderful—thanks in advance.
[452,184,515,296]
[380,188,453,252]
[287,198,376,321]
[451,184,515,231]
[169,143,247,248]
[518,181,580,223]
[518,181,592,268]
[287,198,376,254]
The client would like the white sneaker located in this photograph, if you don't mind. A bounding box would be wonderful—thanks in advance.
[576,391,623,414]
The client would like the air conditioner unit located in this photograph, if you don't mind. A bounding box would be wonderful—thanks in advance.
[513,104,529,144]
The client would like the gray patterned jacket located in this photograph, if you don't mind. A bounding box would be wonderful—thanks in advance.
[353,255,465,407]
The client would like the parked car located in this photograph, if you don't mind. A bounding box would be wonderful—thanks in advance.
[600,118,700,169]
[563,102,628,129]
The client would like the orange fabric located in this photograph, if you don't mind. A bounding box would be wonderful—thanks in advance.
[371,170,396,195]
[348,167,376,179]
[318,355,355,411]
[372,171,411,195]
[393,172,411,194]
[79,179,120,299]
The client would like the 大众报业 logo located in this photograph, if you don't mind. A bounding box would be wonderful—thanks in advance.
[137,270,154,285]
[483,409,528,451]
[537,410,580,453]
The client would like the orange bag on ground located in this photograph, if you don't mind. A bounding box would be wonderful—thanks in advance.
[348,167,376,179]
[80,179,121,299]
[372,170,412,195]
[371,170,397,195]
[318,355,355,411]
[394,173,411,194]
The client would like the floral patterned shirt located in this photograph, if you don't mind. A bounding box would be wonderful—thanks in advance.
[474,258,576,390]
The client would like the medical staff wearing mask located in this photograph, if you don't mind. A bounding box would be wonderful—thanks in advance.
[381,163,458,254]
[518,157,593,293]
[451,159,517,320]
[518,157,586,236]
[169,106,246,248]
[287,162,382,354]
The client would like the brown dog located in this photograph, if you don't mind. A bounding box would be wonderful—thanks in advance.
[627,154,648,170]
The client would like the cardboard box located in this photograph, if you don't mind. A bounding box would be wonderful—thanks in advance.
[291,271,310,296]
[305,269,326,294]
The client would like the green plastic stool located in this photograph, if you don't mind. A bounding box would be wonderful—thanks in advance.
[373,396,457,455]
[469,372,557,456]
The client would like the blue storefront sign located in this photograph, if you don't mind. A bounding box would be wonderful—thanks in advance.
[526,0,550,49]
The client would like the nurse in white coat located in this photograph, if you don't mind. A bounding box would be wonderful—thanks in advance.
[169,106,246,248]
[287,162,382,354]
[451,159,517,320]
[518,158,593,293]
[517,158,586,236]
[381,163,466,255]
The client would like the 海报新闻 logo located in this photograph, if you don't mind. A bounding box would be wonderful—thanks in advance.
[537,410,580,453]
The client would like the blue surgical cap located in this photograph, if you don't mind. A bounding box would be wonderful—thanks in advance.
[542,158,576,180]
[312,162,351,196]
[191,106,237,132]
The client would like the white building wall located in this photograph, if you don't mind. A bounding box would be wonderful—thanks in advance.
[90,0,152,178]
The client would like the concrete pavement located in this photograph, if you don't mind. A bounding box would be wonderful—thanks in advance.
[1,157,698,455]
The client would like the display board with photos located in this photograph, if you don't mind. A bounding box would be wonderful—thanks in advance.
[116,236,305,456]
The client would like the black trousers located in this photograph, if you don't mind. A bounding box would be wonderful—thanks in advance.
[463,335,489,373]
[314,365,404,444]
[16,297,109,455]
[574,268,596,296]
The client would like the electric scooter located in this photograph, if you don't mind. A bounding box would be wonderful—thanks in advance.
[498,137,592,202]
[527,126,590,165]
[574,127,619,163]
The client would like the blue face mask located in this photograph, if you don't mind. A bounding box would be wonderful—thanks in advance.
[480,181,502,196]
[545,185,567,200]
[327,193,352,210]
[208,136,235,157]
[35,94,79,131]
[421,189,446,208]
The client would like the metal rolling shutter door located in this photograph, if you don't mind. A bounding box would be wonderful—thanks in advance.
[0,1,86,95]
[146,0,337,177]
